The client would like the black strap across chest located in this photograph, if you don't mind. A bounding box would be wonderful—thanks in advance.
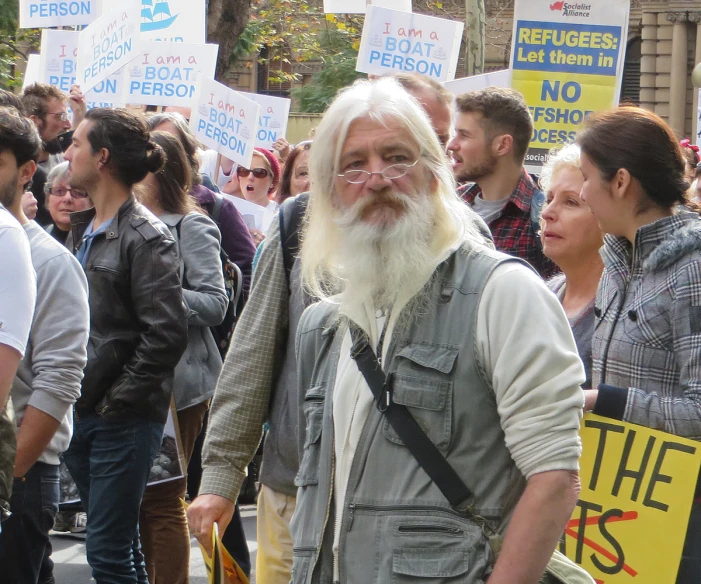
[348,323,474,510]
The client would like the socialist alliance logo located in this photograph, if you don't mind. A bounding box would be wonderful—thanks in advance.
[550,1,592,17]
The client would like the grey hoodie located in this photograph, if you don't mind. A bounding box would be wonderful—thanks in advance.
[11,222,89,466]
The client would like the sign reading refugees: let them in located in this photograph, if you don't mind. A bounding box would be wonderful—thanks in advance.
[509,0,629,171]
[564,414,701,584]
[356,6,463,82]
[77,2,142,93]
[20,0,100,29]
[39,29,122,109]
[235,91,291,150]
[189,77,260,169]
[123,42,218,106]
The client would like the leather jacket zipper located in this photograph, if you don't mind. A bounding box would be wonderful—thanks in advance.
[91,264,121,276]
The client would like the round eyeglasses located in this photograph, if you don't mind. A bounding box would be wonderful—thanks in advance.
[47,111,69,122]
[337,160,419,184]
[48,186,88,199]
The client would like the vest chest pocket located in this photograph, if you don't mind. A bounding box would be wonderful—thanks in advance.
[295,384,326,487]
[384,344,458,453]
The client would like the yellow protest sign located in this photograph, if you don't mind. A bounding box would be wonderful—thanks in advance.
[508,0,630,171]
[563,414,701,584]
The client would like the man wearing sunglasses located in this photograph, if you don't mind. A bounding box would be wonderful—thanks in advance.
[0,106,90,584]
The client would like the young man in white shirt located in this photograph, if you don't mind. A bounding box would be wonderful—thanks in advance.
[0,107,38,550]
[0,106,91,583]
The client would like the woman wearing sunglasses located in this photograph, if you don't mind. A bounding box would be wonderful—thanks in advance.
[237,147,281,244]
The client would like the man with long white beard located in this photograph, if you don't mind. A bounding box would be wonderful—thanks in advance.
[292,78,587,584]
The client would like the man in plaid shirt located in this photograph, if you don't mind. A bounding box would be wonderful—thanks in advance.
[448,88,558,279]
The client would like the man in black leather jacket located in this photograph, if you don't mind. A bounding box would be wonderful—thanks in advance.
[62,108,188,584]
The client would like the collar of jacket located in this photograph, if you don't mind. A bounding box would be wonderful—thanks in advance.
[460,168,536,215]
[601,209,701,276]
[159,212,185,228]
[69,196,138,250]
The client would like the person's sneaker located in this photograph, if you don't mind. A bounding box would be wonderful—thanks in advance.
[70,512,87,533]
[51,511,72,533]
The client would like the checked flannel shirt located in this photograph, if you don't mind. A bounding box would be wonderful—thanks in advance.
[459,168,558,279]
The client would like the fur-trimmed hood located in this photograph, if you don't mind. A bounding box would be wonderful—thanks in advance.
[643,214,701,273]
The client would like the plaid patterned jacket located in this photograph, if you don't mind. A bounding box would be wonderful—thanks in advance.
[592,211,701,440]
[459,169,558,279]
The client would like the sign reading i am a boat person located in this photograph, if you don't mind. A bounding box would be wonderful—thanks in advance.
[356,6,464,82]
[140,0,206,44]
[20,0,101,29]
[123,41,218,106]
[77,1,142,93]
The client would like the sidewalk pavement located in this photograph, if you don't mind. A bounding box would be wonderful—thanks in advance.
[52,504,258,583]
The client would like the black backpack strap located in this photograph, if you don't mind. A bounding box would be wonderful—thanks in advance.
[348,323,474,511]
[211,192,225,225]
[530,187,545,249]
[278,192,309,292]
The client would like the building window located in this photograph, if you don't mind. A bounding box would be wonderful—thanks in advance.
[257,45,293,98]
[620,37,641,105]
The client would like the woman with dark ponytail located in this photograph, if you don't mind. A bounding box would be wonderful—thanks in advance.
[577,106,701,583]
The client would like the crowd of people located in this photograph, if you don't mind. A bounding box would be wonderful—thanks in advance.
[0,69,699,584]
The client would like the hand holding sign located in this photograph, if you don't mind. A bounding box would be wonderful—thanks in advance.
[68,85,87,128]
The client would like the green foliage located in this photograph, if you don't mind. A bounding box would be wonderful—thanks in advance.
[0,0,40,90]
[246,0,364,111]
[291,28,364,113]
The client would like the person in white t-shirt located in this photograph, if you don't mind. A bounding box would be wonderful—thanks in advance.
[0,107,39,538]
[0,108,38,408]
[0,204,35,406]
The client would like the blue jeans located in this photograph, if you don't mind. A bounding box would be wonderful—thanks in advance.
[63,414,164,584]
[0,461,60,583]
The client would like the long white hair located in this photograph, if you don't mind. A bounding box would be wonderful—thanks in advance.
[301,77,483,301]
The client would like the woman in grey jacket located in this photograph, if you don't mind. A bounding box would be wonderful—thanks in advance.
[137,131,227,584]
[577,106,701,584]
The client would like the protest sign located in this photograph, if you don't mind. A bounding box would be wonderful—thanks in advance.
[141,0,206,44]
[190,77,260,169]
[77,2,142,93]
[191,520,249,584]
[19,0,100,29]
[323,0,411,14]
[23,54,41,90]
[509,0,629,171]
[563,414,701,583]
[235,91,291,149]
[356,6,463,82]
[123,41,218,106]
[443,69,510,96]
[60,402,185,504]
[39,29,122,108]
